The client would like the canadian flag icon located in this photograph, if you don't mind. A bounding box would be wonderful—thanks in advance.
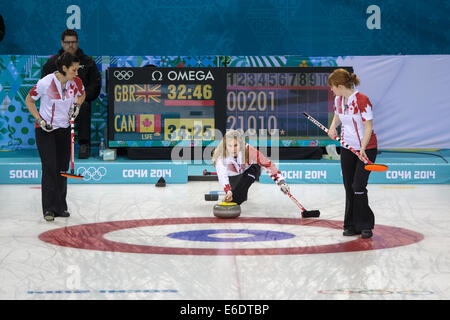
[137,114,161,133]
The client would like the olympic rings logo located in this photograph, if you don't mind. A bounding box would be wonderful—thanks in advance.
[318,289,434,296]
[113,70,134,80]
[76,167,107,181]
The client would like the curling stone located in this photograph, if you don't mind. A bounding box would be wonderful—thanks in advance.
[213,202,241,219]
[205,193,219,201]
[155,177,166,187]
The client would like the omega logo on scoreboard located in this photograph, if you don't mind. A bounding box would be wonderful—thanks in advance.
[150,70,215,82]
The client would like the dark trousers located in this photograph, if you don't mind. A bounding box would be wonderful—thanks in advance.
[340,147,378,232]
[76,101,91,145]
[35,127,71,215]
[229,164,261,205]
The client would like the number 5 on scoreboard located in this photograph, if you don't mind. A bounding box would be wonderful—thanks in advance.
[203,124,213,140]
[194,120,214,141]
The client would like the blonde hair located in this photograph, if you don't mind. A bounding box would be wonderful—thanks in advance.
[212,129,248,166]
[327,68,360,89]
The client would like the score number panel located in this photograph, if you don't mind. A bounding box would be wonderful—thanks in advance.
[225,67,336,147]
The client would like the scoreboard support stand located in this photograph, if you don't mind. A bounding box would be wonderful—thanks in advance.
[127,147,175,160]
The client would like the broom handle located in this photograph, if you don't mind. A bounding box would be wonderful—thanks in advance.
[302,112,374,165]
[267,171,307,213]
[286,191,306,213]
[70,117,75,173]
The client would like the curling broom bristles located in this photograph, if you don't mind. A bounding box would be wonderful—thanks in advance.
[302,210,321,218]
[364,164,388,172]
[60,171,84,179]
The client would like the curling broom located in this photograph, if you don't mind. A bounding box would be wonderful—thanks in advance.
[302,112,388,172]
[286,190,321,218]
[269,173,320,218]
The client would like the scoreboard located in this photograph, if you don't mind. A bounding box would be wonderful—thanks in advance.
[107,66,352,148]
[108,67,225,147]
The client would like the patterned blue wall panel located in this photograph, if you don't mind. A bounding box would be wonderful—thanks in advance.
[0,1,449,56]
[0,53,343,149]
[0,54,226,149]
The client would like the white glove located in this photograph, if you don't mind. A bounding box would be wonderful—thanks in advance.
[278,179,290,194]
[69,104,80,119]
[37,117,53,132]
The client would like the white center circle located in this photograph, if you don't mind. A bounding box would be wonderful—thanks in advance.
[208,233,256,239]
[104,223,354,249]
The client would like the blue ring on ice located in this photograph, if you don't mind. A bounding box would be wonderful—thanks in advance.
[167,229,295,242]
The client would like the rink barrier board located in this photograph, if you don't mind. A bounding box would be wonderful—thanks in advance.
[1,159,449,184]
[260,162,450,184]
[0,160,188,184]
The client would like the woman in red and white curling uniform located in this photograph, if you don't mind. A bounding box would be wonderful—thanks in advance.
[25,52,85,221]
[327,68,378,239]
[212,130,289,206]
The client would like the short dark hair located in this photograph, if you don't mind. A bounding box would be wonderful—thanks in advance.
[56,52,80,76]
[61,29,78,41]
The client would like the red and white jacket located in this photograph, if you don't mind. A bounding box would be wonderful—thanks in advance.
[334,91,377,150]
[29,72,85,129]
[215,144,282,194]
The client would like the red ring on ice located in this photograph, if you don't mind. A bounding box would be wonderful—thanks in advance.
[38,217,423,255]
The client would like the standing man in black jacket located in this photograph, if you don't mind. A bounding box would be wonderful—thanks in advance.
[42,29,101,159]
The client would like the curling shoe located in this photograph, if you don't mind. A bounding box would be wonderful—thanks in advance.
[55,211,70,218]
[343,228,359,236]
[43,211,54,222]
[361,229,373,239]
